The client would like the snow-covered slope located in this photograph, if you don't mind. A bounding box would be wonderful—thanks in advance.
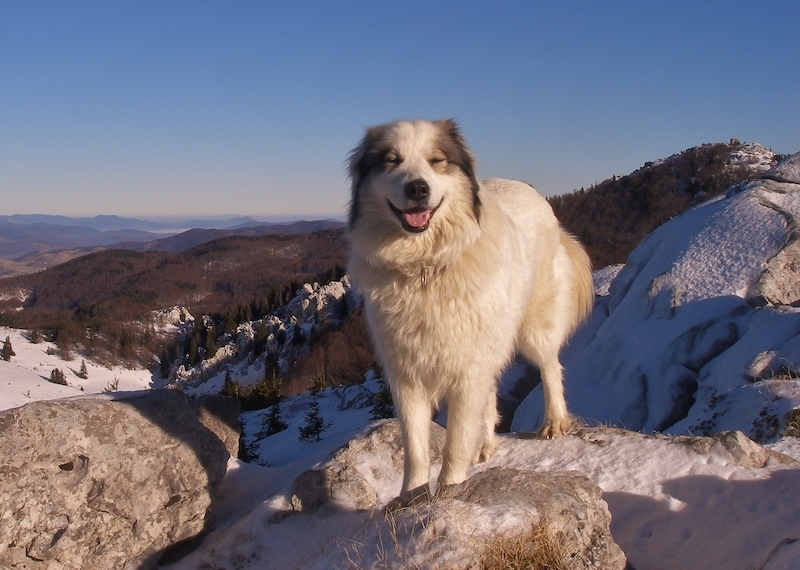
[513,152,800,440]
[0,327,157,411]
[162,393,800,570]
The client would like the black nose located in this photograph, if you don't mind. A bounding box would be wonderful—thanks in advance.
[405,179,430,202]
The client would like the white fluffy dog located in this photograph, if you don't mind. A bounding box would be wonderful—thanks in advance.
[346,119,593,503]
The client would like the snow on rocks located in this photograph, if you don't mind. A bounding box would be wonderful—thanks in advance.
[151,306,195,328]
[512,152,800,439]
[169,277,353,388]
[284,276,351,323]
[727,142,777,174]
[165,413,799,570]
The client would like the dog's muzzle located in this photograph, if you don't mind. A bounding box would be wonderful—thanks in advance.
[387,178,442,233]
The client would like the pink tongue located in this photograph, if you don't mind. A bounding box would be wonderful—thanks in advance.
[404,209,432,228]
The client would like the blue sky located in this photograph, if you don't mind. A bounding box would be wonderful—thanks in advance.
[1,1,798,220]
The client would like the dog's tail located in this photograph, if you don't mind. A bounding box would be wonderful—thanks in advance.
[560,230,594,331]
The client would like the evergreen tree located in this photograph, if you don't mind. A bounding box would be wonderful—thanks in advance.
[2,336,15,362]
[370,379,395,420]
[221,370,239,398]
[298,393,331,443]
[49,368,67,385]
[160,348,171,379]
[204,322,218,359]
[30,329,42,344]
[78,359,89,379]
[258,400,288,438]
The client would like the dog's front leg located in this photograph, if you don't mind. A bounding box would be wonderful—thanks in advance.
[437,383,489,490]
[393,384,433,504]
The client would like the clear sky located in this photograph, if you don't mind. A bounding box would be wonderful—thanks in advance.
[1,1,798,220]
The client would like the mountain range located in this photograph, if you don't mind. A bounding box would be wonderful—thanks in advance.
[0,216,345,277]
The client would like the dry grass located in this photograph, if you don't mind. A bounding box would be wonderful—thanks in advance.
[479,517,568,570]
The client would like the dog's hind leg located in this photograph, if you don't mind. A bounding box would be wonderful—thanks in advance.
[477,388,498,462]
[518,327,573,438]
[534,358,573,438]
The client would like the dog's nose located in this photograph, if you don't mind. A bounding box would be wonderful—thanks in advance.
[405,179,430,202]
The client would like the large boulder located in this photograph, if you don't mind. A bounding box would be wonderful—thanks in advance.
[513,152,800,439]
[0,390,238,570]
[291,421,628,569]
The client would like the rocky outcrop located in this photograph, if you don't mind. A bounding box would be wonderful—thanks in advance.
[170,276,355,387]
[291,421,628,569]
[0,390,238,570]
[513,152,800,440]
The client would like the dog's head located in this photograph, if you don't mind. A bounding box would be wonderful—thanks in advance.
[347,119,481,234]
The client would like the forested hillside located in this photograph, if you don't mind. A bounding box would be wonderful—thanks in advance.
[550,142,781,268]
[0,230,347,367]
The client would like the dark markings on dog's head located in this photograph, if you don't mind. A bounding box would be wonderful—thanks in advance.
[347,123,393,229]
[347,119,482,229]
[432,119,481,224]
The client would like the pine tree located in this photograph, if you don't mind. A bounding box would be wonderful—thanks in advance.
[370,379,395,420]
[204,321,218,359]
[2,336,15,362]
[160,348,171,379]
[258,400,288,438]
[221,370,240,398]
[49,368,67,385]
[30,329,42,344]
[298,394,331,443]
[78,359,89,379]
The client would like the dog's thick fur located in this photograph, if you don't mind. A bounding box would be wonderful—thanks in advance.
[346,119,593,502]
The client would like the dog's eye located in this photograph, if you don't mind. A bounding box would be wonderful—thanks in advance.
[384,152,402,166]
[429,155,447,166]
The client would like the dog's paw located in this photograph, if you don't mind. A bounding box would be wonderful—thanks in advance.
[536,415,573,439]
[385,484,431,514]
[477,437,497,463]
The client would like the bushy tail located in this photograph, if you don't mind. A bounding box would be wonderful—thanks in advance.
[560,230,594,332]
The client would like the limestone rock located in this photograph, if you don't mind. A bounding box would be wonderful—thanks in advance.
[446,467,629,570]
[291,420,446,512]
[0,390,236,570]
[292,421,629,569]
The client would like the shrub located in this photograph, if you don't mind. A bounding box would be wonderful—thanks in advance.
[784,408,800,437]
[49,368,67,386]
[2,336,15,361]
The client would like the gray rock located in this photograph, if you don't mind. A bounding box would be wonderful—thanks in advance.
[446,467,629,570]
[291,420,446,512]
[293,421,629,570]
[0,390,237,570]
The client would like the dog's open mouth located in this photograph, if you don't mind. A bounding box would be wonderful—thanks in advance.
[388,200,442,233]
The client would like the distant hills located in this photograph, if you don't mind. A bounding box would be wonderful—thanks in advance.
[0,216,345,277]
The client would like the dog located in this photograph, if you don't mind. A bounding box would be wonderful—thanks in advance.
[346,119,593,503]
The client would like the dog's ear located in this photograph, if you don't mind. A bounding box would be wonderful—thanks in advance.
[434,119,482,224]
[347,124,390,229]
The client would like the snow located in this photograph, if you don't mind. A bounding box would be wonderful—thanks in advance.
[513,155,800,437]
[0,327,158,411]
[156,407,800,570]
